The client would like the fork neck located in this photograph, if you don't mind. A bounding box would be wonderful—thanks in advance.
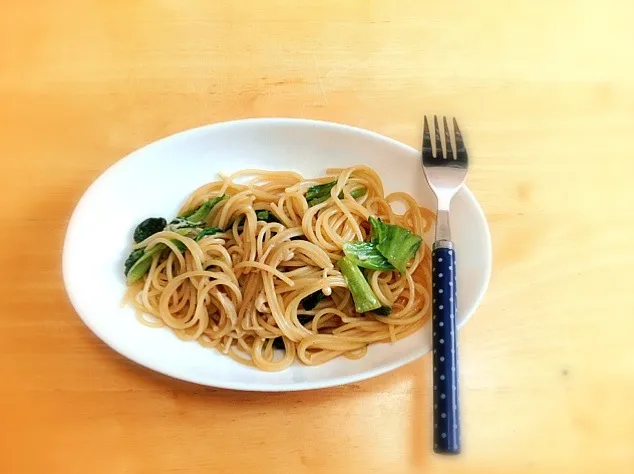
[435,196,452,242]
[435,209,451,242]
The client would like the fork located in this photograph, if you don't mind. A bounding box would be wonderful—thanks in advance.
[421,116,468,455]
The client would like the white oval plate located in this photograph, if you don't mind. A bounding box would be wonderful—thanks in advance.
[63,118,491,391]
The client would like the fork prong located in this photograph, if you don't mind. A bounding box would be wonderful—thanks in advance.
[443,116,454,160]
[453,118,468,164]
[433,116,443,158]
[422,116,433,163]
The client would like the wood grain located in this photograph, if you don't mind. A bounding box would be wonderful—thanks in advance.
[1,1,633,473]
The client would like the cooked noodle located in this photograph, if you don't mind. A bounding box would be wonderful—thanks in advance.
[124,166,434,371]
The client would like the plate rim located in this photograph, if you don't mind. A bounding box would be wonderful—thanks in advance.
[62,117,492,391]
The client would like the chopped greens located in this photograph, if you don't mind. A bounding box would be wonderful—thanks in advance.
[301,290,324,311]
[194,227,222,242]
[348,187,367,200]
[255,210,280,223]
[342,242,394,271]
[133,217,167,243]
[172,240,187,252]
[167,196,225,238]
[306,181,337,202]
[372,306,392,316]
[126,244,165,284]
[308,187,367,206]
[124,249,145,276]
[167,217,202,233]
[126,236,193,283]
[180,195,226,224]
[306,180,367,206]
[369,217,422,274]
[125,196,228,284]
[337,256,381,313]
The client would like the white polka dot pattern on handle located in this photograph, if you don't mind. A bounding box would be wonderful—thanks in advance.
[431,245,460,454]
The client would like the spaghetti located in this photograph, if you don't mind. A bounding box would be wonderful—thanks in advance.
[124,166,434,371]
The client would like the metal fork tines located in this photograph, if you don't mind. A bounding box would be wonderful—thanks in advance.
[422,116,468,243]
[421,116,469,455]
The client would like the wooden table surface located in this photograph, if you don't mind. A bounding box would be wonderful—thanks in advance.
[1,1,633,473]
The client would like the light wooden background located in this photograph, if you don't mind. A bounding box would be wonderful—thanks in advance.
[1,1,633,473]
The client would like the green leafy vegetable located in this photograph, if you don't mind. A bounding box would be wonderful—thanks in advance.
[167,217,201,231]
[133,217,167,243]
[372,306,392,316]
[349,187,367,199]
[124,249,145,276]
[126,200,227,284]
[306,181,367,206]
[165,218,203,241]
[255,210,280,223]
[125,195,228,285]
[301,290,324,310]
[342,242,394,271]
[194,227,222,242]
[369,217,422,274]
[179,195,226,224]
[306,181,337,202]
[126,228,194,283]
[172,240,187,252]
[308,187,367,206]
[337,256,381,313]
[168,206,222,239]
[126,244,166,284]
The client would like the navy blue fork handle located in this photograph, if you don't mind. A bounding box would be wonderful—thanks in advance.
[432,244,460,454]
